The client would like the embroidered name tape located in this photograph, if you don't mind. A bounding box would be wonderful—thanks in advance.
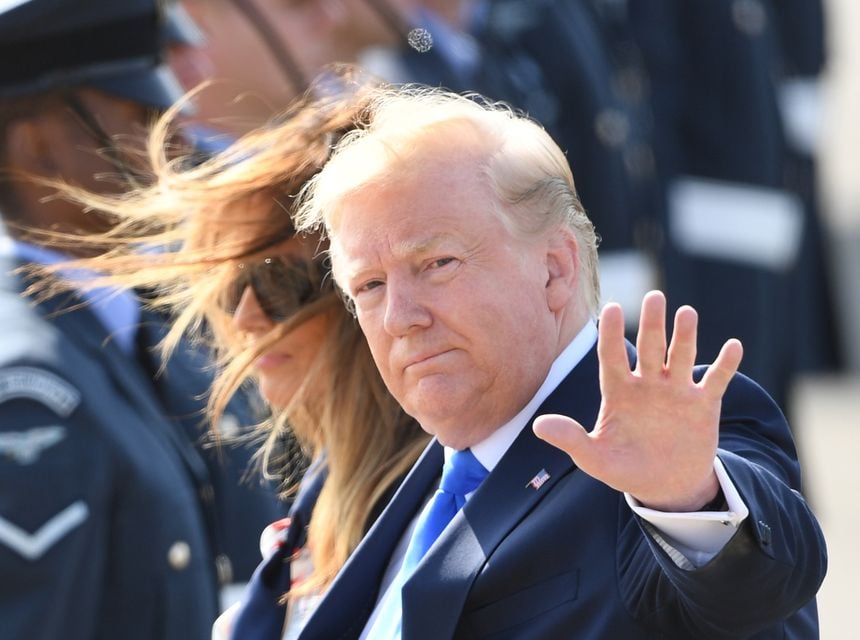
[0,367,80,416]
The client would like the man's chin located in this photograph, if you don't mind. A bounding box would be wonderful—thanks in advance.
[411,411,491,450]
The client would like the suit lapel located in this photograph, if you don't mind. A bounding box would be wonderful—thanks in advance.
[401,343,603,640]
[298,441,443,640]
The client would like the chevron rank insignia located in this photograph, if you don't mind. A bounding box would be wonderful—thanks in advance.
[0,426,67,465]
[0,501,89,560]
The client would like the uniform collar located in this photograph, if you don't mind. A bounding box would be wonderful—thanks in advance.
[5,238,140,355]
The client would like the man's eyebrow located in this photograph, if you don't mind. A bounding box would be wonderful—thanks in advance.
[336,232,458,283]
[395,232,456,257]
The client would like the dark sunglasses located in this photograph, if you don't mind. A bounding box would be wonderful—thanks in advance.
[224,255,331,323]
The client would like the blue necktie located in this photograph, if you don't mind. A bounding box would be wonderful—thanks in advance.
[364,449,489,639]
[403,448,489,572]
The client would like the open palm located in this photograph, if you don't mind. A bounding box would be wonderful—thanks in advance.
[534,291,743,512]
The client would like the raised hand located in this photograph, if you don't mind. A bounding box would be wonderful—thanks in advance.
[533,290,743,512]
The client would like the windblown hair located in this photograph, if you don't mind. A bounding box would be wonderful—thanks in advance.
[295,85,601,315]
[35,77,429,596]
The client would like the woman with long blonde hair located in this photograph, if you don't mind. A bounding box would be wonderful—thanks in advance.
[41,78,429,639]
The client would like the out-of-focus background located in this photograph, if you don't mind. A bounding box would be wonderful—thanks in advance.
[796,1,859,638]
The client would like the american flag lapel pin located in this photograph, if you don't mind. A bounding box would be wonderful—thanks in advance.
[526,468,551,490]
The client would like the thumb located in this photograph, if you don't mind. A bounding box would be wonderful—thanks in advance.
[533,414,592,461]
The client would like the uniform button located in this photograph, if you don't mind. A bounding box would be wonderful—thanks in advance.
[595,108,630,148]
[167,541,192,571]
[732,0,767,37]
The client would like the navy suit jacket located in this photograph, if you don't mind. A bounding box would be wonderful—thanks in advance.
[229,460,327,640]
[297,343,825,639]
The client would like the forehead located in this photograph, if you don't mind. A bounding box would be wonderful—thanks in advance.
[329,140,491,223]
[328,155,501,270]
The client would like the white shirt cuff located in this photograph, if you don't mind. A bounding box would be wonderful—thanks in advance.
[625,457,749,568]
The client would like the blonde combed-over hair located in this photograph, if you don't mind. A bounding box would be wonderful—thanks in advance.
[295,85,601,315]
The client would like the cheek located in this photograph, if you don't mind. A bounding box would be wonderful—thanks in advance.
[471,276,551,352]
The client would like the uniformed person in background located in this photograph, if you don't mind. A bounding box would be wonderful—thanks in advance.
[0,1,284,638]
[771,0,843,380]
[627,0,812,411]
[166,0,310,146]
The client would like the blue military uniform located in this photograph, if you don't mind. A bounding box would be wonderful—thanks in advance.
[0,254,284,640]
[0,1,284,637]
[629,0,801,409]
[135,303,287,587]
[0,252,204,639]
[770,0,842,376]
[476,0,662,253]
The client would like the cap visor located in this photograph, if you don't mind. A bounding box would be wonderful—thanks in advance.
[91,64,194,114]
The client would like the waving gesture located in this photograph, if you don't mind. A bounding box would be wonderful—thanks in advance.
[534,291,744,512]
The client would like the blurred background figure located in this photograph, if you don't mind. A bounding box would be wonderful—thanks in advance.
[626,0,840,411]
[166,0,417,141]
[168,0,307,141]
[0,1,284,638]
[470,0,664,337]
[770,0,842,379]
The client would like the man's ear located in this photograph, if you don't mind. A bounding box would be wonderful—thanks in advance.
[545,229,578,312]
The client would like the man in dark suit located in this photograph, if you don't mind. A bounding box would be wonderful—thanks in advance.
[0,1,284,638]
[291,86,825,638]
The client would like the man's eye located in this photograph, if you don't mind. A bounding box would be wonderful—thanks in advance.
[357,279,384,294]
[430,257,455,269]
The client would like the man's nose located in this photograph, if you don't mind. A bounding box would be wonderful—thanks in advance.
[382,278,431,336]
[232,286,275,334]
